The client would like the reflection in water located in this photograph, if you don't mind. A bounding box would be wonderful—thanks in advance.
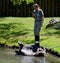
[0,48,60,63]
[20,56,47,63]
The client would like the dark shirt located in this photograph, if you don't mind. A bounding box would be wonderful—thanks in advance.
[33,9,44,21]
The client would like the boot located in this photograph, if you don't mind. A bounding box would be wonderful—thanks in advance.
[35,42,40,47]
[32,41,40,52]
[35,35,40,41]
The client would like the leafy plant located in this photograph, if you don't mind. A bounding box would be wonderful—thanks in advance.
[11,0,34,5]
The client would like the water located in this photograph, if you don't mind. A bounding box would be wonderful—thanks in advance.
[0,48,60,63]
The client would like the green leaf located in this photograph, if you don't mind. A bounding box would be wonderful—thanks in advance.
[11,0,34,5]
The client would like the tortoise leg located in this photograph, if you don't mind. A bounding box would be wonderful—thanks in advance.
[18,41,24,52]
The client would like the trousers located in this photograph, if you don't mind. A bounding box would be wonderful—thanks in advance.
[34,21,43,42]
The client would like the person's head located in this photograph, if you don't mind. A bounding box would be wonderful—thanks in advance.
[33,4,40,10]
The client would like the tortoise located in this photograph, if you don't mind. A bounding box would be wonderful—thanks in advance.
[15,42,46,57]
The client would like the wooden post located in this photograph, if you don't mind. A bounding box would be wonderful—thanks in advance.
[0,0,2,16]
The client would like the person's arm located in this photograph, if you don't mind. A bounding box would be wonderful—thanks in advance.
[42,15,44,21]
[41,9,44,21]
[32,10,36,18]
[32,13,35,18]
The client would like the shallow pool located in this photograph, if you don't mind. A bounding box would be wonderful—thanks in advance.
[0,48,60,63]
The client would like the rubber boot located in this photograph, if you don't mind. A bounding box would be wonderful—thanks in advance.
[35,35,40,41]
[32,42,40,52]
[35,42,40,47]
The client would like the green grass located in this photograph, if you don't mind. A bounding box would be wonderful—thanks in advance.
[0,17,60,54]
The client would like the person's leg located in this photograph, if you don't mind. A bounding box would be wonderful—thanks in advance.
[34,21,43,41]
[33,21,43,52]
[35,35,40,47]
[35,35,40,41]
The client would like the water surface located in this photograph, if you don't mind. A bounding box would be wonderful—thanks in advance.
[0,48,60,63]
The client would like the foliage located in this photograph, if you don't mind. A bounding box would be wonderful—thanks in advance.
[11,0,34,5]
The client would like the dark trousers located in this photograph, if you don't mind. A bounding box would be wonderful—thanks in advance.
[34,21,43,42]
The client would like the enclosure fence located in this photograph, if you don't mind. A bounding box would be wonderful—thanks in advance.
[0,0,60,17]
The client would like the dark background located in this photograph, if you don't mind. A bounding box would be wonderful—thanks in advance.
[0,0,60,17]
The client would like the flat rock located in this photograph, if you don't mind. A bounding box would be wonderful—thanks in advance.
[46,18,60,29]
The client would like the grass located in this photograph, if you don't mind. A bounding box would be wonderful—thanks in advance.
[0,17,60,54]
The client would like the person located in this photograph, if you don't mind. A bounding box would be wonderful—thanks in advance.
[32,4,44,52]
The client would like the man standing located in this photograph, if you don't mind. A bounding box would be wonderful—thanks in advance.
[32,4,44,52]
